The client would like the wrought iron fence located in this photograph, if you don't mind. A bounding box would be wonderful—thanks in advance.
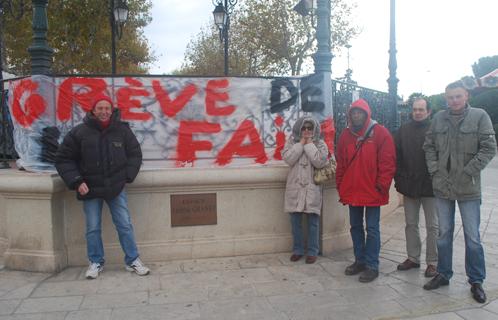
[0,86,17,167]
[332,79,401,141]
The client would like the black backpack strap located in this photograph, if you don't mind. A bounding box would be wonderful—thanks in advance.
[345,124,376,169]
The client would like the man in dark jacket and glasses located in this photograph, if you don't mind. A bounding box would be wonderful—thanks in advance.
[394,96,438,278]
[56,94,149,279]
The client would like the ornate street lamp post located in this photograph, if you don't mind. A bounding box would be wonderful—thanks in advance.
[387,0,399,129]
[0,0,25,169]
[28,0,54,75]
[387,0,398,97]
[344,44,354,83]
[293,0,333,121]
[110,0,129,75]
[313,0,332,74]
[292,0,332,75]
[212,0,237,76]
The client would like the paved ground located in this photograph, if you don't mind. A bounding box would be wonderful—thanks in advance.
[2,158,498,320]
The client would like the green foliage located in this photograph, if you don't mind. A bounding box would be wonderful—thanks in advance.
[471,57,498,144]
[408,55,498,143]
[471,89,498,143]
[424,88,498,122]
[2,0,155,75]
[471,89,498,123]
[427,93,446,114]
[178,0,358,76]
[472,55,498,78]
[407,92,428,107]
[179,25,226,76]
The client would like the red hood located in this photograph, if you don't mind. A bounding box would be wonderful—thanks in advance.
[347,98,372,136]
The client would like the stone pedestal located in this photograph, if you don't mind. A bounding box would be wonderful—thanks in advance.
[0,171,67,272]
[0,194,7,257]
[0,167,400,272]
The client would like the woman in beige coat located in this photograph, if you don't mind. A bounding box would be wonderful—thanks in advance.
[283,115,329,264]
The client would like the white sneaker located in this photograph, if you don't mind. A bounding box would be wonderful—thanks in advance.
[125,258,150,276]
[85,262,103,279]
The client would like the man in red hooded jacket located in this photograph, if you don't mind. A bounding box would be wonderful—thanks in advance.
[336,99,396,282]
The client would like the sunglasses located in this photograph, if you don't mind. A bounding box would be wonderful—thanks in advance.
[301,126,314,131]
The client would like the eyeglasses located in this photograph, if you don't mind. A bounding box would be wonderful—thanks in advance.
[301,126,314,131]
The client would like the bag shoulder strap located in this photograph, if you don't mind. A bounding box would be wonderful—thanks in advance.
[345,123,376,169]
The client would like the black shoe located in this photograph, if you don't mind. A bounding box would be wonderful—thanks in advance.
[471,283,486,303]
[397,259,420,271]
[305,256,317,264]
[359,268,379,283]
[345,261,366,276]
[423,274,449,290]
[290,254,303,262]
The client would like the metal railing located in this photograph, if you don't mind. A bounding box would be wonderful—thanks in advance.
[0,85,16,168]
[332,79,402,141]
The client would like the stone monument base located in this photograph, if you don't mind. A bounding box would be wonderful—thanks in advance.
[0,167,400,272]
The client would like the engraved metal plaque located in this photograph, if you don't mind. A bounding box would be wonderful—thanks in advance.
[170,193,217,227]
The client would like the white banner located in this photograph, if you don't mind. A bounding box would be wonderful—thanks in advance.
[8,75,335,171]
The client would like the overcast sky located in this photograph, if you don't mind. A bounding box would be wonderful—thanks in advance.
[144,0,497,99]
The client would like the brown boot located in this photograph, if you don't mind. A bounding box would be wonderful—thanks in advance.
[424,265,437,278]
[397,259,420,271]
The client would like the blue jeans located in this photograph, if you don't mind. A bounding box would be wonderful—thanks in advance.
[290,212,320,256]
[349,206,381,270]
[436,197,485,284]
[83,189,139,265]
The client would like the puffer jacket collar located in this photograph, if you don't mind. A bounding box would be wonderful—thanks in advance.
[83,109,122,131]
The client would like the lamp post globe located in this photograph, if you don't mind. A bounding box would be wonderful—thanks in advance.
[212,0,237,76]
[114,0,129,32]
[212,3,226,29]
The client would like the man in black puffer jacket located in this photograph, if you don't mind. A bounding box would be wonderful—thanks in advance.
[56,94,149,279]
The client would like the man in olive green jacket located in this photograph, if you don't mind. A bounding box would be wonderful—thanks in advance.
[422,81,496,304]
